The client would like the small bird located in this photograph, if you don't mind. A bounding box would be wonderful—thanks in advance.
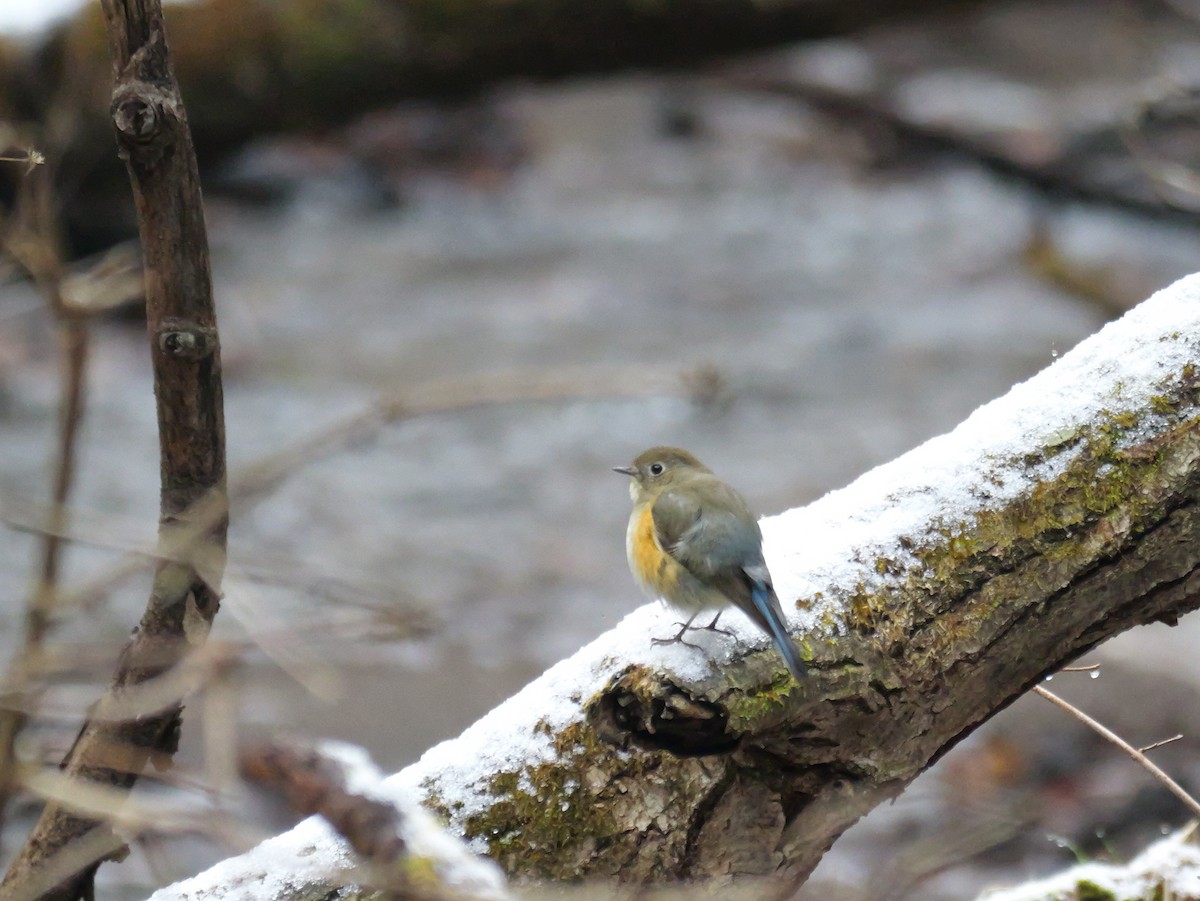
[614,446,805,681]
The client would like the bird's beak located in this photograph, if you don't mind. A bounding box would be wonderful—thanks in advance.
[612,465,637,476]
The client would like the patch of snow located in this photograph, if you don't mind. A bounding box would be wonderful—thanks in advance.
[149,817,353,901]
[978,824,1200,900]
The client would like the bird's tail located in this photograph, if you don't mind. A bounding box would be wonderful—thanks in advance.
[750,581,806,682]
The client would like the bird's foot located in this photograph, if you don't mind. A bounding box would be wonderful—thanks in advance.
[697,612,734,637]
[652,613,731,649]
[652,621,706,650]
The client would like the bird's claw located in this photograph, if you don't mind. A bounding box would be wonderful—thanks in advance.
[653,615,728,649]
[698,616,734,638]
[652,620,705,649]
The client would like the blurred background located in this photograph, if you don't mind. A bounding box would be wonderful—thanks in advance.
[0,0,1198,897]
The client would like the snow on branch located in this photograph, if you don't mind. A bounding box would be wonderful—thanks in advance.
[153,273,1200,899]
[158,740,508,901]
[978,824,1200,901]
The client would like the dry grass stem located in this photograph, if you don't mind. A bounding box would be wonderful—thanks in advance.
[0,139,94,849]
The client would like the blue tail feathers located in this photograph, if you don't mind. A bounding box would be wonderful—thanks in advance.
[750,581,806,682]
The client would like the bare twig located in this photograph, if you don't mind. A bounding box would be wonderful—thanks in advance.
[1033,686,1200,820]
[18,765,241,839]
[5,763,261,901]
[42,363,704,622]
[0,149,45,173]
[0,50,136,837]
[233,364,712,508]
[1138,734,1184,754]
[0,635,338,726]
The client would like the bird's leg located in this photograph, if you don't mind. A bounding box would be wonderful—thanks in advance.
[652,611,705,649]
[652,611,733,648]
[698,611,735,637]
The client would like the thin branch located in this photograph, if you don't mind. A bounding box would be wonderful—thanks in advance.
[241,741,414,867]
[0,63,130,827]
[1033,686,1200,820]
[0,149,45,174]
[233,364,717,508]
[0,0,228,895]
[18,765,246,839]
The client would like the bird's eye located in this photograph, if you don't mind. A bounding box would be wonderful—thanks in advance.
[649,462,664,476]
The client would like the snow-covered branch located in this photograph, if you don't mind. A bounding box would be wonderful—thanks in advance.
[153,274,1200,900]
[155,741,509,901]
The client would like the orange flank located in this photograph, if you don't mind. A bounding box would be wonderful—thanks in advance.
[631,502,680,596]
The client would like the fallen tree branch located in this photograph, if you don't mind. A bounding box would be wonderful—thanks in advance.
[153,273,1200,898]
[0,0,227,897]
[12,0,1003,166]
[728,73,1200,226]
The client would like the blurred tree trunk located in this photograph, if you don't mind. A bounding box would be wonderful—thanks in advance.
[2,0,1072,257]
[0,0,1005,252]
[10,0,1004,151]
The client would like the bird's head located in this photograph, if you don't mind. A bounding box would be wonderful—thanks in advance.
[613,446,711,503]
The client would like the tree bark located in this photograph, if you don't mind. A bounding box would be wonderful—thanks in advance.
[0,1,226,899]
[148,274,1200,900]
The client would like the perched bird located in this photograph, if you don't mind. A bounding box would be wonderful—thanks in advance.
[614,446,805,681]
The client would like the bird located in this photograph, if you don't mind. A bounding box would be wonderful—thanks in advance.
[613,446,805,681]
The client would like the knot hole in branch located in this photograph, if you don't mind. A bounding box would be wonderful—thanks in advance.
[157,323,217,361]
[586,666,738,757]
[111,81,179,163]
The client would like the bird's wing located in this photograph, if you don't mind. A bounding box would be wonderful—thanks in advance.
[648,486,704,562]
[652,479,763,579]
[654,480,804,679]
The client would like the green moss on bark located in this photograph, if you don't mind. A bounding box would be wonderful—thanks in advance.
[454,721,622,876]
